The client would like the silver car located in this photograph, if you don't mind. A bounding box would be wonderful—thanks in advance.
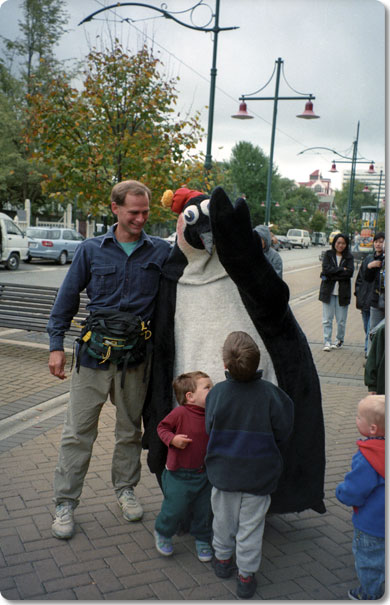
[26,227,84,265]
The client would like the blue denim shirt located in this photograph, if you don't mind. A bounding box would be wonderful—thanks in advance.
[47,225,171,366]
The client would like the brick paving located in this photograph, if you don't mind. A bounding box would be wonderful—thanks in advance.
[0,292,372,600]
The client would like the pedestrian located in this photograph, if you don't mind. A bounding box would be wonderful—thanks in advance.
[335,395,385,600]
[47,179,171,540]
[354,232,385,358]
[364,233,385,336]
[319,233,354,351]
[254,225,283,278]
[205,331,294,599]
[153,371,213,562]
[364,322,385,395]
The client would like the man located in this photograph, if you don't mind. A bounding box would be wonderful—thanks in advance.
[47,180,171,540]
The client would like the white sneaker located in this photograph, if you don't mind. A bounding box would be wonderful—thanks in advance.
[52,502,75,539]
[323,343,331,351]
[331,340,343,349]
[118,488,143,521]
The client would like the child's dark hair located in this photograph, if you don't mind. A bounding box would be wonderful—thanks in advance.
[172,371,210,405]
[223,331,260,381]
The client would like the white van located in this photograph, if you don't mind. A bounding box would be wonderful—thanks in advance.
[287,228,311,249]
[0,212,30,270]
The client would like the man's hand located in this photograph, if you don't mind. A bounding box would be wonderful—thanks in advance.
[49,350,67,380]
[171,434,193,449]
[368,260,382,269]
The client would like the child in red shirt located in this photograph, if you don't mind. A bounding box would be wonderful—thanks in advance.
[154,371,213,562]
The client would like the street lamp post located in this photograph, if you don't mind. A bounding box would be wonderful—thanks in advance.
[298,122,375,235]
[232,57,319,226]
[79,1,238,173]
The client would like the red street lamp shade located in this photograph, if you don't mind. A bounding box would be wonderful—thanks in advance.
[303,207,307,212]
[275,202,280,207]
[367,163,375,174]
[290,208,295,212]
[363,185,370,193]
[329,162,338,173]
[261,201,265,207]
[231,102,254,120]
[296,100,320,119]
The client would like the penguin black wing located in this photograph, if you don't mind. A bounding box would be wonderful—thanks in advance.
[210,186,326,514]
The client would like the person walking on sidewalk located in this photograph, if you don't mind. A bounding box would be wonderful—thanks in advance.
[205,332,294,599]
[319,233,354,351]
[364,234,385,337]
[354,232,385,358]
[336,395,385,600]
[154,371,213,562]
[47,180,171,540]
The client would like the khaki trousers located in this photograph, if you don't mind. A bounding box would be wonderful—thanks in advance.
[53,360,149,507]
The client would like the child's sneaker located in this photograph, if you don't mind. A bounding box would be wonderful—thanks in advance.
[195,540,213,562]
[237,573,257,599]
[154,530,173,556]
[212,555,236,578]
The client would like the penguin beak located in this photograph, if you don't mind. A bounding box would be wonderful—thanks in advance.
[200,231,214,255]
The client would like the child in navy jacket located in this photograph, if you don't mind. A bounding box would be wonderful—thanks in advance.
[205,331,294,599]
[336,395,385,600]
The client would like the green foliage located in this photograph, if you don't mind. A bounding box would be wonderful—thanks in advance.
[309,210,327,233]
[334,181,376,234]
[24,43,205,223]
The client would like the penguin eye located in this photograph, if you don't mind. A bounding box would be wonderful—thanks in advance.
[183,205,199,225]
[200,199,210,216]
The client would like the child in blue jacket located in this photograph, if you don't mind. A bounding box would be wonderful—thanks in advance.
[336,395,385,600]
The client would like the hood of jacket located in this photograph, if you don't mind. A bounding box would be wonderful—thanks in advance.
[255,225,271,252]
[357,438,385,478]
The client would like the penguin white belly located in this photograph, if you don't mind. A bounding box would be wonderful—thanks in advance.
[173,275,277,388]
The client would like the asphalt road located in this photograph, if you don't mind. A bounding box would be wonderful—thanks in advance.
[0,245,326,291]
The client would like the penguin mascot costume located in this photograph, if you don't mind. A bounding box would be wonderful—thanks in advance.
[142,186,326,514]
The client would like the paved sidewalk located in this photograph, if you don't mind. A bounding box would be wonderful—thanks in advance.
[0,299,371,600]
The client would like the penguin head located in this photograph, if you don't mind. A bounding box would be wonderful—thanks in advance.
[161,188,213,255]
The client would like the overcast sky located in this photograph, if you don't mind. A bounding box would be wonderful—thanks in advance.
[0,0,387,191]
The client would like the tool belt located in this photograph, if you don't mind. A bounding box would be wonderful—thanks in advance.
[74,309,152,387]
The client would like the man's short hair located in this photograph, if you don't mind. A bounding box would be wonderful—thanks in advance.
[172,371,210,406]
[223,331,260,382]
[373,231,385,242]
[111,180,151,205]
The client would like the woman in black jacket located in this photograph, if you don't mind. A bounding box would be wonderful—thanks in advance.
[319,233,354,351]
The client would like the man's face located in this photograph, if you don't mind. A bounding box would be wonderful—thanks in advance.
[111,193,150,241]
[374,237,384,255]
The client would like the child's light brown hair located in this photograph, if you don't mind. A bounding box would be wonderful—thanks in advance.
[360,395,385,433]
[172,371,210,405]
[222,331,260,381]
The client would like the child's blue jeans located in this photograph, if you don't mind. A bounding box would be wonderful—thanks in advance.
[352,528,385,599]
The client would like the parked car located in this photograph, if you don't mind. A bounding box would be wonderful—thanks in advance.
[275,235,292,250]
[286,228,311,249]
[311,232,327,246]
[0,212,30,270]
[163,232,176,245]
[26,227,85,264]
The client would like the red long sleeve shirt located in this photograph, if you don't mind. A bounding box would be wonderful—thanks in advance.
[157,404,209,471]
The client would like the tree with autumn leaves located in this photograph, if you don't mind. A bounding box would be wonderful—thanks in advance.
[24,43,205,224]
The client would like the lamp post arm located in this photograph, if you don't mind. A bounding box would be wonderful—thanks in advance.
[78,2,238,32]
[241,95,315,102]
